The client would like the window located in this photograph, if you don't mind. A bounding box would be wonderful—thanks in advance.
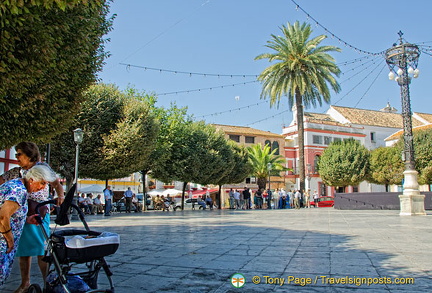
[245,136,255,144]
[333,137,342,143]
[245,177,256,184]
[336,186,345,193]
[319,182,327,196]
[229,135,240,142]
[264,140,271,147]
[312,135,322,144]
[352,186,359,193]
[314,155,320,173]
[370,132,376,142]
[272,141,280,155]
[324,136,332,145]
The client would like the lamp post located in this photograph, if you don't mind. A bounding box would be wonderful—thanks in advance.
[72,128,84,220]
[385,31,425,216]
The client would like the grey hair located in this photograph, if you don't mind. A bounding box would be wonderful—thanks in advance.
[24,165,57,183]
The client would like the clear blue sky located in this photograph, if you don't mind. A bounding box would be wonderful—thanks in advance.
[98,0,432,134]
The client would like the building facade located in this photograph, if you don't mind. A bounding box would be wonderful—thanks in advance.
[282,104,431,196]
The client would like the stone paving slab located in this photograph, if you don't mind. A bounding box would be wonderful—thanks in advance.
[2,208,432,292]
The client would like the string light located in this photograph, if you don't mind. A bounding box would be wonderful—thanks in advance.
[157,80,258,96]
[337,55,376,66]
[353,64,387,108]
[245,109,290,126]
[120,63,259,78]
[195,100,269,119]
[333,61,385,105]
[290,0,386,56]
[420,49,432,57]
[340,57,380,83]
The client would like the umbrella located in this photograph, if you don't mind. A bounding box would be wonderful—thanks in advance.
[78,184,105,194]
[147,189,165,196]
[162,189,183,196]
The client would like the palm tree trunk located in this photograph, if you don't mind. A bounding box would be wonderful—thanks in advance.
[257,177,266,191]
[296,90,306,192]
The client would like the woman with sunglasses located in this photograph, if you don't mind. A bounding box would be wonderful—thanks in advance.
[0,164,57,287]
[0,142,64,293]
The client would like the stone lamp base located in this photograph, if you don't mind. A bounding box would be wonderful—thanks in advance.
[399,169,426,216]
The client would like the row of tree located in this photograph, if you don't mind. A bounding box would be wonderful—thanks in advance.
[318,133,432,191]
[44,84,258,208]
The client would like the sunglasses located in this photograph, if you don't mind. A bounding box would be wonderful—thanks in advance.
[15,152,23,158]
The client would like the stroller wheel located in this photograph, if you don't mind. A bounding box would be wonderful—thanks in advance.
[27,284,42,293]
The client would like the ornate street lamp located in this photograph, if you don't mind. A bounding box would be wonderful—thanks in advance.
[72,128,84,220]
[385,31,425,216]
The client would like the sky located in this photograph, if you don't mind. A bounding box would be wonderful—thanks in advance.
[98,0,432,134]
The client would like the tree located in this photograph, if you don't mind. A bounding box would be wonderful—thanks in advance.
[394,128,432,185]
[0,1,113,149]
[152,121,237,209]
[213,143,252,208]
[255,21,341,192]
[247,144,288,190]
[48,84,158,187]
[318,139,370,188]
[102,97,160,178]
[368,147,404,191]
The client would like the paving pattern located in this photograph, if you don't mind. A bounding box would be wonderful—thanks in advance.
[2,208,432,292]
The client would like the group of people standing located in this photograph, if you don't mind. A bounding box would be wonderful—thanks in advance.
[0,142,64,292]
[228,187,320,210]
[274,189,320,209]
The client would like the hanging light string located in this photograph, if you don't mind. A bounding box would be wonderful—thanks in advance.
[340,56,381,84]
[333,60,385,105]
[415,41,432,45]
[337,55,377,66]
[245,109,290,127]
[290,0,386,56]
[418,44,432,57]
[195,100,269,119]
[121,63,259,78]
[420,49,432,57]
[157,80,258,96]
[353,63,387,108]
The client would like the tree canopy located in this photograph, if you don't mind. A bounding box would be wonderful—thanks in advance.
[48,84,159,187]
[318,139,369,187]
[368,146,404,191]
[394,128,432,185]
[152,121,234,186]
[0,1,113,149]
[247,144,287,190]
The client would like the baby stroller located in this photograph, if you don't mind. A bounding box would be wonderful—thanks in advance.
[27,184,120,293]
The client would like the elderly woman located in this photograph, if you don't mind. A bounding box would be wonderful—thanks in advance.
[0,142,64,293]
[0,164,57,286]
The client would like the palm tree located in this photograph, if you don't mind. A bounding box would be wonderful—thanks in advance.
[255,21,341,192]
[247,144,289,190]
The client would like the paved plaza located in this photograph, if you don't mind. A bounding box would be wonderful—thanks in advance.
[2,208,432,292]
